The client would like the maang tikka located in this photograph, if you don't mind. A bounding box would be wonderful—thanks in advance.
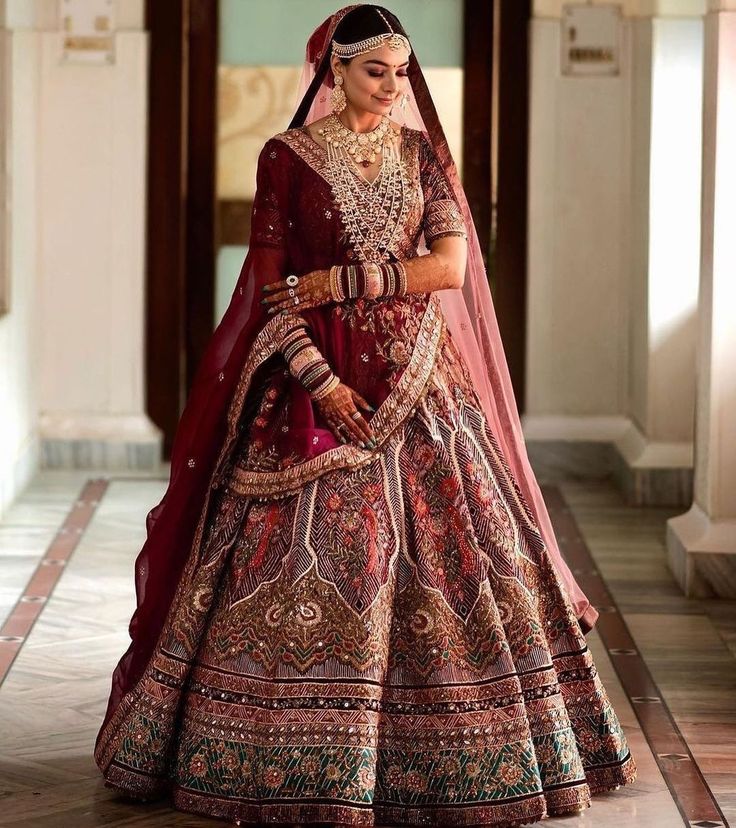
[330,74,347,114]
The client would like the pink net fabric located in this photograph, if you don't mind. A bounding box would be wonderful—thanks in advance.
[290,6,597,631]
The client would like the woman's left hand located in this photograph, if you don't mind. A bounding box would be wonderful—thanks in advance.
[261,269,332,314]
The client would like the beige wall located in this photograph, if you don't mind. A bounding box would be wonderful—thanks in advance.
[0,0,155,518]
[533,0,707,16]
[0,27,41,516]
[524,3,703,488]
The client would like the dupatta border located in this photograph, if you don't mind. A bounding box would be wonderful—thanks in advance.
[228,293,446,499]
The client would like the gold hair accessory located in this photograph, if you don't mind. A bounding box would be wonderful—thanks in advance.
[331,9,411,59]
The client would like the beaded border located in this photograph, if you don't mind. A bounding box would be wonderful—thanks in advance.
[229,294,446,499]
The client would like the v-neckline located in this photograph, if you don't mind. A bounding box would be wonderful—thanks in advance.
[299,123,404,187]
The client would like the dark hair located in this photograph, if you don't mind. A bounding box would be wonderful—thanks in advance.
[288,5,413,129]
[332,5,410,65]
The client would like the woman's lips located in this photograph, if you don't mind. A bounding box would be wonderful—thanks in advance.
[375,97,393,104]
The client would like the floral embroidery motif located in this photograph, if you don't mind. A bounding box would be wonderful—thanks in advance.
[228,295,446,499]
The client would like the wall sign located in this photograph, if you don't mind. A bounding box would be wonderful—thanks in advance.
[60,0,115,65]
[561,4,621,76]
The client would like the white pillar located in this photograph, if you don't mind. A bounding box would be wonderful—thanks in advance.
[525,2,704,506]
[618,13,703,503]
[525,12,631,457]
[667,2,736,596]
[0,3,47,516]
[33,1,161,469]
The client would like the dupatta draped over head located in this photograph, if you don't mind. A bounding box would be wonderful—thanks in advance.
[96,3,597,746]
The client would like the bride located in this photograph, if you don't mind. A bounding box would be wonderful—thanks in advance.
[94,5,636,825]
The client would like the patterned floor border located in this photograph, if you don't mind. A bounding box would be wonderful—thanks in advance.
[0,476,730,827]
[542,484,730,828]
[0,478,110,686]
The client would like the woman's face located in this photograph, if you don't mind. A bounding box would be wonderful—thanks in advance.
[332,43,410,118]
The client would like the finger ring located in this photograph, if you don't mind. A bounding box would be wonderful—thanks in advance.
[351,411,361,420]
[287,288,295,297]
[286,274,299,287]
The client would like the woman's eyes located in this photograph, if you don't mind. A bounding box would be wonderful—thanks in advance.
[367,71,408,78]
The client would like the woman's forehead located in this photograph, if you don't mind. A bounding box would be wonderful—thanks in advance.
[354,44,410,68]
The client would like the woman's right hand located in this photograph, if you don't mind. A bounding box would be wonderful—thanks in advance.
[314,381,377,449]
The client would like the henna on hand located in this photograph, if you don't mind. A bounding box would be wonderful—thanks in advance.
[261,269,332,313]
[261,236,468,316]
[314,381,376,449]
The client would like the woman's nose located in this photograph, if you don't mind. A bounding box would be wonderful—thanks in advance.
[383,75,398,93]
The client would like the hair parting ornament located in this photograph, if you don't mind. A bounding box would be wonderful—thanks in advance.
[331,8,412,59]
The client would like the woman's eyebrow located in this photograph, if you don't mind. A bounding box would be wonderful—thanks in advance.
[362,59,410,68]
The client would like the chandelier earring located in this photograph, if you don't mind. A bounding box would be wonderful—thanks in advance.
[330,74,347,114]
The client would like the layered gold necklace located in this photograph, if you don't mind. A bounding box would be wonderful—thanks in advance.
[318,113,409,263]
[318,112,397,166]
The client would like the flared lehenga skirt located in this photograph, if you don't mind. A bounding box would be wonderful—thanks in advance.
[97,332,636,826]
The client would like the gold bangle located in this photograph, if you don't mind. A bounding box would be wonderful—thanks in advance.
[363,262,382,299]
[395,260,408,295]
[311,373,340,400]
[330,265,344,302]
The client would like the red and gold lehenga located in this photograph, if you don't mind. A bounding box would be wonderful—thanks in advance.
[94,120,635,826]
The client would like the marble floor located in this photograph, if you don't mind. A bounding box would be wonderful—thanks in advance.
[0,469,733,827]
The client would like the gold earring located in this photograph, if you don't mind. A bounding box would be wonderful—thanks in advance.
[399,92,410,112]
[331,74,347,113]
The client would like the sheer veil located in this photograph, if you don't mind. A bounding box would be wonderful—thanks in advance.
[289,5,598,631]
[96,1,596,750]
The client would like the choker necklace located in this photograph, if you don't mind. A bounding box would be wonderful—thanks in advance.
[318,113,399,167]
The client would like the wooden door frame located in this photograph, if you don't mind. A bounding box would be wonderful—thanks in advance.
[463,0,530,411]
[145,0,218,459]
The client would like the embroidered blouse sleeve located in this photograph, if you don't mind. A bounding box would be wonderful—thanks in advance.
[252,139,338,397]
[250,139,290,251]
[419,132,468,245]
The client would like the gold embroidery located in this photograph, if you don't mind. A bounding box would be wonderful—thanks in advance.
[424,198,468,243]
[229,294,446,499]
[273,126,424,262]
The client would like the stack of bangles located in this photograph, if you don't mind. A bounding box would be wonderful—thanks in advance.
[281,324,340,400]
[329,261,408,301]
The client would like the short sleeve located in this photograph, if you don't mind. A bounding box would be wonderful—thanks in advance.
[250,139,290,250]
[419,132,468,245]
